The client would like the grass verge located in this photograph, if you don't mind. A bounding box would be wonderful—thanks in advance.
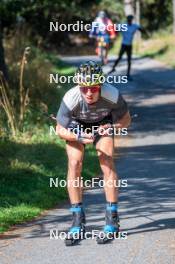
[0,39,100,233]
[137,33,175,68]
[0,130,100,233]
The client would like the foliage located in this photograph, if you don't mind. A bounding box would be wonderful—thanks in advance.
[0,29,75,135]
[141,0,173,32]
[0,0,173,49]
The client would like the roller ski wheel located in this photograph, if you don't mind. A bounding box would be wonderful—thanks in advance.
[97,203,120,245]
[65,205,86,246]
[65,226,85,246]
[96,229,119,244]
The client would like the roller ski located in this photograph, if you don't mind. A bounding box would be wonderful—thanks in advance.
[96,203,120,244]
[65,204,86,246]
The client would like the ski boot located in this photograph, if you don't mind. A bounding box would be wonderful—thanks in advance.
[97,203,120,244]
[65,204,86,246]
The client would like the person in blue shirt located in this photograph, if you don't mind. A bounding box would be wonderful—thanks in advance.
[109,15,144,80]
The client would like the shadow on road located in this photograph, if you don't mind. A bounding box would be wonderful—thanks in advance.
[118,142,175,223]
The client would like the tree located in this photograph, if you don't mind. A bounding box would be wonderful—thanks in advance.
[141,0,172,32]
[0,0,24,80]
[0,24,8,80]
[124,0,134,16]
[173,0,175,34]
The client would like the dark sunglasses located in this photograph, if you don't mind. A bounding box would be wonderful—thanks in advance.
[80,85,100,94]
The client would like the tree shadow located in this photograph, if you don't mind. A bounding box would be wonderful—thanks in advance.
[140,46,169,59]
[125,218,175,236]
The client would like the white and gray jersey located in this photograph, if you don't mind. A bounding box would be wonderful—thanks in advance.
[56,83,128,128]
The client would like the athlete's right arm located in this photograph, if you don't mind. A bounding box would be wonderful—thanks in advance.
[56,96,93,144]
[56,123,77,141]
[56,97,80,142]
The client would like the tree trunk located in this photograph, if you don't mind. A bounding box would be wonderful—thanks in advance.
[135,0,141,39]
[173,0,175,34]
[124,0,134,16]
[135,0,140,25]
[0,24,9,81]
[135,0,141,54]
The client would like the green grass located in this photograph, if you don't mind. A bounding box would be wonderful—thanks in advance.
[0,133,100,233]
[0,206,41,233]
[137,33,175,68]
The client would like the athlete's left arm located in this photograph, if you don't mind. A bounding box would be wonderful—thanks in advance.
[113,111,131,129]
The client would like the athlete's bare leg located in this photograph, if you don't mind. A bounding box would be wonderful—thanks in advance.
[95,136,118,202]
[66,141,84,204]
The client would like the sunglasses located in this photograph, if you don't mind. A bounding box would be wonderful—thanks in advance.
[80,85,100,94]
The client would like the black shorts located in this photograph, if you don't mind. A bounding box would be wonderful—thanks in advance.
[68,114,113,145]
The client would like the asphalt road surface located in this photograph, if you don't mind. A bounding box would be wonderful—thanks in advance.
[0,56,175,264]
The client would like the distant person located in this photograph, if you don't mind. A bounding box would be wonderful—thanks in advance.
[89,11,116,64]
[109,15,144,80]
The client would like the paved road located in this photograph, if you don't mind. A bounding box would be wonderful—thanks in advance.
[1,57,175,264]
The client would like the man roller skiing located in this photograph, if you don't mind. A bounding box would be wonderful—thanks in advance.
[109,15,145,80]
[56,61,131,245]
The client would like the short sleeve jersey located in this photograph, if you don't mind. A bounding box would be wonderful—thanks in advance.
[122,23,140,45]
[56,83,128,128]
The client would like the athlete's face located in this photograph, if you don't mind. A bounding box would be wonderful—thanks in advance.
[80,85,101,104]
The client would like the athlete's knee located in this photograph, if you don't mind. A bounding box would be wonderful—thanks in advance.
[99,153,114,171]
[68,159,83,172]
